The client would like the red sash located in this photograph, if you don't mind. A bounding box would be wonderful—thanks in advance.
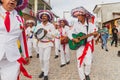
[78,39,94,67]
[60,28,66,54]
[17,16,32,79]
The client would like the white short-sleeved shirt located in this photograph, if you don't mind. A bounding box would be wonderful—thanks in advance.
[36,22,55,48]
[26,27,34,38]
[68,21,97,42]
[60,25,70,36]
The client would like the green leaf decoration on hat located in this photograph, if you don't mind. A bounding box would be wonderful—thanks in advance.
[18,10,23,16]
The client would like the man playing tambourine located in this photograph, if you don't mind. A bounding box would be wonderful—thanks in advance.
[36,10,55,80]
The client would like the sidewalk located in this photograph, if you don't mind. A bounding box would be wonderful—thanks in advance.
[21,43,120,80]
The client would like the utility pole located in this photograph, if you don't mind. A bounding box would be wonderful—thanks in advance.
[48,0,50,5]
[34,0,38,16]
[63,11,70,19]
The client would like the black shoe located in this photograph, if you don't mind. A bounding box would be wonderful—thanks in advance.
[29,56,32,58]
[85,75,90,80]
[115,45,117,47]
[101,46,103,49]
[39,72,44,78]
[44,76,48,80]
[58,50,61,52]
[117,51,120,57]
[111,43,113,46]
[37,54,39,58]
[106,49,108,52]
[54,55,59,59]
[60,64,66,67]
[66,61,70,65]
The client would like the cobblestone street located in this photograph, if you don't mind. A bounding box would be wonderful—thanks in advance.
[21,42,120,80]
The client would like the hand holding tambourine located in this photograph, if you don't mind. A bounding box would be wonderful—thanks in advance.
[35,28,47,40]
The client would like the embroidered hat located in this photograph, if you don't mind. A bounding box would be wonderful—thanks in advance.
[26,19,35,25]
[58,19,69,26]
[71,6,93,18]
[15,0,28,11]
[37,10,54,22]
[0,0,28,11]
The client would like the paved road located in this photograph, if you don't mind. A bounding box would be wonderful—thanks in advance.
[21,42,120,80]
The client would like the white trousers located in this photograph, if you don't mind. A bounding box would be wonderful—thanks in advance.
[0,58,20,80]
[27,38,39,56]
[76,46,92,80]
[54,38,60,56]
[60,44,70,65]
[27,38,33,56]
[38,47,51,76]
[32,38,39,54]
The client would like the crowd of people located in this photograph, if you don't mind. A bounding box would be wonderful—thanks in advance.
[0,0,120,80]
[25,5,98,80]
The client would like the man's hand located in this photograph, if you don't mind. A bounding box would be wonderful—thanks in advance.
[72,38,80,43]
[93,31,99,37]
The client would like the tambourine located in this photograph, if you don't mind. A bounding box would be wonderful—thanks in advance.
[35,28,47,40]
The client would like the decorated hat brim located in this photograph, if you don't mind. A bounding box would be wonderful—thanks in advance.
[71,6,94,18]
[37,10,54,22]
[15,0,28,11]
[58,19,69,26]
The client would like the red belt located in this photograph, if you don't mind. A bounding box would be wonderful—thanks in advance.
[55,37,60,39]
[40,40,51,43]
[40,40,54,43]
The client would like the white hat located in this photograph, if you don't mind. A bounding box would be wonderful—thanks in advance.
[71,6,93,18]
[26,20,35,24]
[37,10,54,22]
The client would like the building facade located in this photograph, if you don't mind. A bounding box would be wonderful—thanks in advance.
[22,0,58,23]
[93,2,120,34]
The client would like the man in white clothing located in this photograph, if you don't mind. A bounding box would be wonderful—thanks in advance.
[53,22,60,59]
[26,19,39,58]
[58,19,70,67]
[68,6,98,80]
[36,10,55,80]
[0,0,31,80]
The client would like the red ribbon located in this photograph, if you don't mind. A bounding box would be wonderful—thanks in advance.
[17,16,31,79]
[78,40,94,67]
[22,27,29,58]
[91,39,94,52]
[63,44,66,54]
[17,16,29,58]
[17,57,32,80]
[60,28,66,54]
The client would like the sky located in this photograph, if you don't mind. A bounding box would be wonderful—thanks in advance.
[44,0,120,23]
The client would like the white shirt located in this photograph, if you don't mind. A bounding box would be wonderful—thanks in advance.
[26,27,34,38]
[54,29,60,38]
[0,5,27,61]
[36,22,55,48]
[60,25,70,36]
[68,21,97,42]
